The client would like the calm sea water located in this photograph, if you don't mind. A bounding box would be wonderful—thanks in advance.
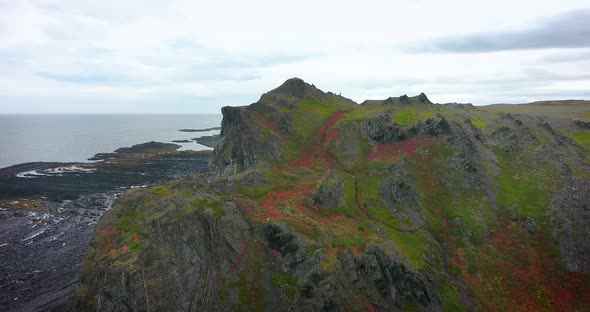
[0,114,222,169]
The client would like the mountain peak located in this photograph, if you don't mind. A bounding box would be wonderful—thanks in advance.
[269,77,317,99]
[362,93,432,106]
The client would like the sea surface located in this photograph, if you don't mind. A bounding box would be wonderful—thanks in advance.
[0,114,221,169]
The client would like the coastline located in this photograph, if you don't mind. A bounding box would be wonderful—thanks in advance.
[0,141,212,311]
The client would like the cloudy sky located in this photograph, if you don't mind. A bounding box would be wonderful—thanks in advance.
[1,0,589,114]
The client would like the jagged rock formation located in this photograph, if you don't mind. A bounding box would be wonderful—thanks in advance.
[74,78,590,312]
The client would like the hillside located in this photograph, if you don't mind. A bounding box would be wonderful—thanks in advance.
[73,78,590,311]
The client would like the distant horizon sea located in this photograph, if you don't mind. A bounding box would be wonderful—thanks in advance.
[0,114,222,169]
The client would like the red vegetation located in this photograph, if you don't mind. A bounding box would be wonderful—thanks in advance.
[261,187,314,222]
[367,136,438,163]
[320,214,346,224]
[250,111,288,140]
[290,112,346,169]
[97,225,117,254]
[455,222,590,311]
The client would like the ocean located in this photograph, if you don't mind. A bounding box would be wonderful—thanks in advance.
[0,114,222,169]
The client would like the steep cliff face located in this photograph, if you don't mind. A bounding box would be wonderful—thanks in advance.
[210,106,282,175]
[77,79,590,311]
[210,78,357,175]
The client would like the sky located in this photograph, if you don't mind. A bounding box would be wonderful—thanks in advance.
[0,0,589,114]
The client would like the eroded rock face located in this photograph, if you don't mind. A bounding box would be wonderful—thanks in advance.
[573,120,590,129]
[77,187,253,311]
[210,106,281,175]
[75,176,442,312]
[379,162,424,230]
[312,170,345,209]
[73,79,590,311]
[363,115,451,144]
[549,177,590,273]
[338,247,439,309]
[363,113,406,143]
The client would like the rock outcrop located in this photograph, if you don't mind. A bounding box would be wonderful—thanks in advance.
[74,78,590,312]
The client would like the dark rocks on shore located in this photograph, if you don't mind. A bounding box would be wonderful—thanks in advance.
[114,141,180,154]
[193,134,221,148]
[178,127,221,132]
[0,162,76,178]
[171,139,193,143]
[0,142,212,312]
[89,141,182,161]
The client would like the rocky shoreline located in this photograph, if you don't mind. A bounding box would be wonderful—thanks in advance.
[0,142,211,312]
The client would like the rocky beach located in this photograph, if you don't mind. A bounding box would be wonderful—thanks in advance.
[0,142,211,311]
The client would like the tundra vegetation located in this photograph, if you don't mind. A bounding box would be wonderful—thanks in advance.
[76,79,590,311]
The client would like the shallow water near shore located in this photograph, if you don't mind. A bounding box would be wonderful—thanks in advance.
[0,114,221,169]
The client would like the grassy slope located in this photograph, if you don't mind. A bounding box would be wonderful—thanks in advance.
[97,95,590,311]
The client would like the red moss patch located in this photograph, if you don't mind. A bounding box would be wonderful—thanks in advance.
[289,112,346,169]
[367,136,438,163]
[250,111,287,140]
[260,187,314,222]
[97,224,117,254]
[455,222,590,311]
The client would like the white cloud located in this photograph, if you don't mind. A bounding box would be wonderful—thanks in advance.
[0,0,589,113]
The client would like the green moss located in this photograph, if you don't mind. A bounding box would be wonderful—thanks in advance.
[447,196,493,241]
[180,198,225,218]
[271,272,298,298]
[394,107,435,126]
[442,285,465,312]
[289,221,320,240]
[573,132,590,159]
[115,208,145,234]
[218,288,229,302]
[341,105,389,123]
[230,263,265,311]
[357,174,381,204]
[237,170,298,201]
[331,234,365,248]
[150,185,172,197]
[496,157,555,221]
[128,242,143,253]
[331,173,360,217]
[383,227,428,268]
[292,98,340,140]
[114,207,146,252]
[471,119,488,128]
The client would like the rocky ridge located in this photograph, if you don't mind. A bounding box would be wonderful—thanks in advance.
[74,78,590,311]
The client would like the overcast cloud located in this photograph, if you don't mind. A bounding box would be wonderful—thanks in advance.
[0,0,589,113]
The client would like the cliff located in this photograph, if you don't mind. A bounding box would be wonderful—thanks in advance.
[74,79,590,311]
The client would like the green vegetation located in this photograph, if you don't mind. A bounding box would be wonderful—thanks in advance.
[292,98,340,139]
[271,272,298,297]
[175,198,226,218]
[383,227,428,268]
[227,253,266,311]
[394,107,435,126]
[471,119,488,128]
[331,234,365,248]
[150,185,173,197]
[341,105,389,123]
[441,285,465,312]
[115,207,146,252]
[237,170,298,201]
[83,83,590,311]
[496,153,555,221]
[573,132,590,159]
